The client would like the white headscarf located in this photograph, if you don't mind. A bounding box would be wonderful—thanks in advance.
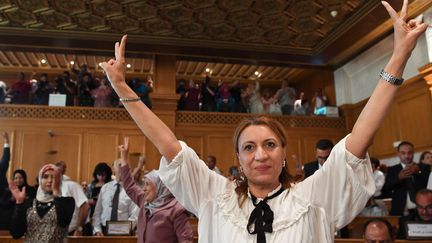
[36,164,61,203]
[144,170,174,215]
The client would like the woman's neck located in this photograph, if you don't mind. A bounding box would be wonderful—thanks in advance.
[248,182,281,199]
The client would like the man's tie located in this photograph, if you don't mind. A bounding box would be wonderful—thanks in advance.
[110,183,120,221]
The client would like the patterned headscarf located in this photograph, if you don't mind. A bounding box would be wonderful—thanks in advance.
[36,164,61,203]
[144,170,174,215]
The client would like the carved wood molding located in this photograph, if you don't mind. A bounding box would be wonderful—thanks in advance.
[176,111,346,129]
[0,105,346,130]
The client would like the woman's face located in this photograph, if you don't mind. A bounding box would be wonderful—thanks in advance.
[41,170,55,193]
[237,125,285,188]
[143,180,157,203]
[97,173,106,182]
[13,173,24,186]
[422,152,432,165]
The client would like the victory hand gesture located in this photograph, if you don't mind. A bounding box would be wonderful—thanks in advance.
[118,137,129,167]
[100,35,128,88]
[382,0,429,58]
[9,181,26,204]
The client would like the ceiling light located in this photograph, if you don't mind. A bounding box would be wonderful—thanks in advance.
[205,68,211,73]
[126,64,132,68]
[40,59,47,64]
[330,10,338,18]
[70,61,75,65]
[254,71,259,76]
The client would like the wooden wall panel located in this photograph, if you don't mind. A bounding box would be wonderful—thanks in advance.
[367,106,399,157]
[83,133,119,182]
[18,132,51,184]
[341,73,432,158]
[397,92,432,148]
[207,135,236,175]
[1,109,348,186]
[180,134,204,159]
[50,133,81,180]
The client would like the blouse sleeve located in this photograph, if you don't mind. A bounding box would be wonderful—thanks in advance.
[159,141,230,216]
[294,135,375,229]
[55,196,75,227]
[10,200,30,239]
[119,165,145,206]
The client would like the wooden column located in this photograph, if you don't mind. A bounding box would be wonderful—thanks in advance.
[419,63,432,97]
[152,55,179,114]
[146,55,179,169]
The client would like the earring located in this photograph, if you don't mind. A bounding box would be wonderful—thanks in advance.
[283,160,286,167]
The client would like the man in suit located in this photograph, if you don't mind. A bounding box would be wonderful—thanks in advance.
[397,189,432,239]
[383,141,429,216]
[303,139,334,178]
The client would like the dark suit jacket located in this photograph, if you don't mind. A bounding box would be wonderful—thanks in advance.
[397,211,432,239]
[383,163,429,216]
[303,161,320,178]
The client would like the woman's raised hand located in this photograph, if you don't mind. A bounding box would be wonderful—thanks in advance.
[382,0,429,58]
[118,137,129,167]
[9,181,26,204]
[100,35,128,88]
[52,168,61,197]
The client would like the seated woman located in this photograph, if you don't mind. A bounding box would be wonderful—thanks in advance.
[9,164,75,243]
[118,137,193,243]
[99,1,428,241]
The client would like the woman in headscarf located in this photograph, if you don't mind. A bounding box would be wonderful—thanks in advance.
[118,137,193,243]
[9,164,75,243]
[13,169,36,199]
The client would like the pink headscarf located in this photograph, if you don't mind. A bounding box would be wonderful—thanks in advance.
[36,164,61,203]
[144,170,174,215]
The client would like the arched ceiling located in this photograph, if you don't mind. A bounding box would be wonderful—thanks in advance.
[0,0,431,83]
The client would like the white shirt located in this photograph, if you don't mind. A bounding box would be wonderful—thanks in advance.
[159,135,375,243]
[212,166,222,175]
[373,170,385,197]
[61,177,88,232]
[92,180,138,234]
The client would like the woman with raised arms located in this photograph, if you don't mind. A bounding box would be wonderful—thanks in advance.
[100,1,429,242]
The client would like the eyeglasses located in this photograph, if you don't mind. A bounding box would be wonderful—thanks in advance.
[417,204,432,211]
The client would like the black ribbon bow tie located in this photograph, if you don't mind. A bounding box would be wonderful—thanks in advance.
[247,187,285,243]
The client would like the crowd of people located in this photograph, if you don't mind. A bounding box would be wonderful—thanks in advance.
[0,63,154,108]
[176,77,329,116]
[0,64,332,116]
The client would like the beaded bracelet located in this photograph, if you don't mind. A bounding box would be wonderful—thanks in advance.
[119,97,141,103]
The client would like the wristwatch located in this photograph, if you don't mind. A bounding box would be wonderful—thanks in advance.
[380,69,404,85]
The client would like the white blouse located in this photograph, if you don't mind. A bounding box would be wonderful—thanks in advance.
[159,135,375,243]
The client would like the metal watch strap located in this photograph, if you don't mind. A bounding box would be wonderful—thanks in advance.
[380,69,404,85]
